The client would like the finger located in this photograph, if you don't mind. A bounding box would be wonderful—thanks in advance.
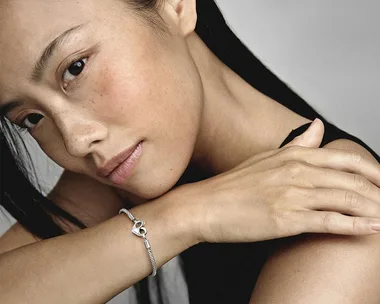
[283,118,324,148]
[294,187,380,218]
[281,146,380,188]
[299,211,380,236]
[249,119,323,165]
[229,149,281,173]
[230,119,324,173]
[283,163,380,206]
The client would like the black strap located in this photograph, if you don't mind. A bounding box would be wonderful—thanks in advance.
[279,122,380,163]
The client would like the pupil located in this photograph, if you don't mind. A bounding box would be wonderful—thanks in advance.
[68,60,84,76]
[29,114,42,124]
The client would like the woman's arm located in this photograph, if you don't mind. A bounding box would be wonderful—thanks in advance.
[0,188,197,304]
[3,123,380,303]
[0,223,41,254]
[250,139,380,303]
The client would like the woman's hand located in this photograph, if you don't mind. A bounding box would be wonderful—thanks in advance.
[179,119,380,243]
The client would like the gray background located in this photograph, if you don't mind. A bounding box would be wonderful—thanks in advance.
[216,0,379,153]
[1,1,379,303]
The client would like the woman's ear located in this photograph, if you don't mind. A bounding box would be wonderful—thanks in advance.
[164,0,197,36]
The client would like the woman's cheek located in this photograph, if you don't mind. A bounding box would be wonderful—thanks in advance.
[88,68,134,121]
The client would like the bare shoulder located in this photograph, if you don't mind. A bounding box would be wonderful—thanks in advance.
[323,138,379,164]
[250,138,380,303]
[48,170,125,229]
[252,95,313,152]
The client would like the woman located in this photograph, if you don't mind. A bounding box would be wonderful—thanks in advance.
[1,0,380,303]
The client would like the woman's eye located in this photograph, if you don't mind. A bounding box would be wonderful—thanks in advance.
[21,113,44,130]
[62,58,87,86]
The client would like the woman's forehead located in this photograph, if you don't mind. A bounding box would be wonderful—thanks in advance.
[0,0,123,54]
[1,0,101,23]
[0,0,124,94]
[0,0,104,40]
[0,1,85,85]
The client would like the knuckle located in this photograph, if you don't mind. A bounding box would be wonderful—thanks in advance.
[267,187,290,218]
[283,160,307,176]
[282,145,299,154]
[344,191,361,210]
[353,174,370,193]
[271,209,294,237]
[279,185,296,199]
[282,145,305,158]
[321,213,336,233]
[274,186,303,204]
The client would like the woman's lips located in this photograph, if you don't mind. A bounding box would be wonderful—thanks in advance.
[107,141,143,185]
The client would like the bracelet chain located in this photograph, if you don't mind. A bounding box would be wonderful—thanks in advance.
[119,208,157,277]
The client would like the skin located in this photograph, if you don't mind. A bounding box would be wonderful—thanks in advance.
[2,0,380,303]
[0,0,309,203]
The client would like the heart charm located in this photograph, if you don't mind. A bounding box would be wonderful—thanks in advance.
[132,220,147,237]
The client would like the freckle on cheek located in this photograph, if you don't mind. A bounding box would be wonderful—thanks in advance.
[95,69,114,96]
[95,69,133,113]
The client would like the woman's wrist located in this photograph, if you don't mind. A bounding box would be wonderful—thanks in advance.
[162,183,204,247]
[128,183,202,262]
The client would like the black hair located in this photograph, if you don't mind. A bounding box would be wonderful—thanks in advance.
[1,1,379,304]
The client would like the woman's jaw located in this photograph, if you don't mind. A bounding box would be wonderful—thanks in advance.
[0,0,271,203]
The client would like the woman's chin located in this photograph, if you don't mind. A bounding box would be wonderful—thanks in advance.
[114,174,182,202]
[111,154,192,202]
[131,180,179,201]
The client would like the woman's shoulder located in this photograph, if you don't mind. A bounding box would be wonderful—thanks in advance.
[279,118,380,163]
[257,98,378,163]
[247,94,313,153]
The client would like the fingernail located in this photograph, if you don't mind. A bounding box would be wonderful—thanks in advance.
[371,224,380,231]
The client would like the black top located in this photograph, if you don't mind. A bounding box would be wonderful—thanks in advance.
[180,121,380,304]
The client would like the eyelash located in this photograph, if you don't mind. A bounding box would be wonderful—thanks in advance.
[14,56,89,133]
[15,113,44,133]
[61,56,88,90]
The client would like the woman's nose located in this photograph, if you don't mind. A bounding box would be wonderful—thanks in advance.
[57,114,108,158]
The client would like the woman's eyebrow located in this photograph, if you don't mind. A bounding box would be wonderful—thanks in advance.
[30,23,87,83]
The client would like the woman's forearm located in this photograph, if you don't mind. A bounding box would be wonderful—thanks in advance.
[0,187,198,304]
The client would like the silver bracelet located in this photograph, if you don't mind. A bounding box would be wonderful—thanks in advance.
[118,208,157,277]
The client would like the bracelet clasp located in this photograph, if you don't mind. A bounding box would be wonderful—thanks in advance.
[131,220,147,237]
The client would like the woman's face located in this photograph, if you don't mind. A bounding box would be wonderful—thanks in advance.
[0,0,204,199]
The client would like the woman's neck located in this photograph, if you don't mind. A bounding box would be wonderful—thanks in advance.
[117,34,311,205]
[187,33,309,174]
